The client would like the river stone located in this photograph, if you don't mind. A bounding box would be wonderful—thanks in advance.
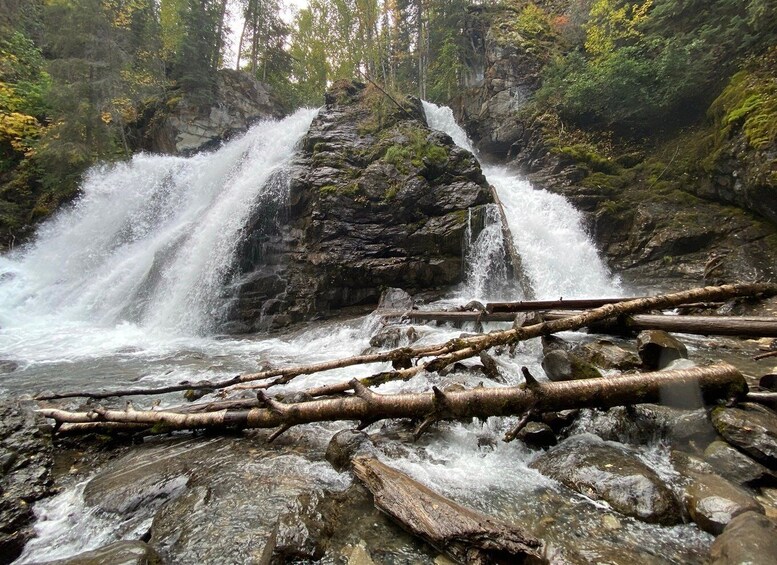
[711,404,777,466]
[709,511,777,564]
[516,422,557,449]
[36,540,161,565]
[684,471,763,534]
[376,288,414,311]
[369,326,419,349]
[704,440,776,486]
[573,340,641,370]
[636,330,688,370]
[541,349,602,382]
[530,434,682,524]
[0,401,53,565]
[325,430,376,471]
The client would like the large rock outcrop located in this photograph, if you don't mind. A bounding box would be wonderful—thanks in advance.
[452,5,777,290]
[141,70,284,155]
[222,81,494,332]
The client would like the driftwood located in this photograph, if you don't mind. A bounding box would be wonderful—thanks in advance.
[386,310,777,338]
[352,456,544,564]
[541,312,777,337]
[38,363,746,439]
[486,297,647,313]
[35,283,777,402]
[754,350,777,361]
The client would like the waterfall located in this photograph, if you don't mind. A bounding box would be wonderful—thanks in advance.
[0,109,317,349]
[422,101,620,299]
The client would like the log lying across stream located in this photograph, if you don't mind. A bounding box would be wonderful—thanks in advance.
[39,363,747,439]
[353,456,544,563]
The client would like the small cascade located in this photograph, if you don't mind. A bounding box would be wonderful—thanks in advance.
[0,109,317,343]
[422,101,621,300]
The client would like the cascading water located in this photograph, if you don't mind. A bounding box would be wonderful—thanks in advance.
[423,101,621,300]
[5,102,713,565]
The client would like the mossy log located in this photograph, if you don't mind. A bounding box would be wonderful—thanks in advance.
[352,456,544,564]
[39,363,747,440]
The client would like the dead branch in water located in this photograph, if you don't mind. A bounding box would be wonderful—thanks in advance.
[39,363,746,440]
[35,283,777,402]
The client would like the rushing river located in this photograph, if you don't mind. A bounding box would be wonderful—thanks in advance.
[1,103,715,564]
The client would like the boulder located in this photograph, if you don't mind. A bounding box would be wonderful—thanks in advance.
[704,440,776,486]
[711,404,777,466]
[709,511,777,565]
[37,541,161,565]
[376,288,414,311]
[684,471,763,534]
[325,430,376,472]
[0,401,53,565]
[516,422,557,449]
[636,330,688,370]
[530,434,682,524]
[147,70,283,155]
[573,340,641,371]
[223,80,494,331]
[541,349,602,382]
[369,326,419,349]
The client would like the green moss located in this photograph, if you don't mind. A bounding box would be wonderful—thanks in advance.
[558,144,620,175]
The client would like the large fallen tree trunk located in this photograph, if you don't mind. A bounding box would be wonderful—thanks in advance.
[352,456,544,564]
[388,310,777,338]
[39,363,747,439]
[35,283,777,401]
[486,297,648,313]
[540,312,777,337]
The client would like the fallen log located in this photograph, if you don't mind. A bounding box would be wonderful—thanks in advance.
[540,312,777,337]
[486,297,644,313]
[38,363,747,439]
[35,283,777,401]
[352,456,544,564]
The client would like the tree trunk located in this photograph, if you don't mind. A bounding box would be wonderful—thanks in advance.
[36,283,777,401]
[38,363,747,439]
[352,457,544,564]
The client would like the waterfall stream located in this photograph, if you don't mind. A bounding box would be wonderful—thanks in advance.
[2,105,712,564]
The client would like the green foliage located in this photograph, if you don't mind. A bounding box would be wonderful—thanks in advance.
[536,0,776,132]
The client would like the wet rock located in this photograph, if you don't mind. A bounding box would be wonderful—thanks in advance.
[376,288,414,311]
[516,422,557,449]
[37,540,161,565]
[541,410,580,434]
[667,409,719,451]
[704,440,776,486]
[530,434,682,524]
[146,69,283,155]
[225,80,493,331]
[684,471,763,534]
[0,401,53,565]
[478,351,504,383]
[325,430,375,472]
[670,449,716,476]
[636,330,688,370]
[369,326,419,349]
[0,360,18,374]
[709,511,777,565]
[711,404,777,466]
[541,349,602,382]
[573,339,641,371]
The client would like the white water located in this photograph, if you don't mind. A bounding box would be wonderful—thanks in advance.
[423,101,621,300]
[3,103,711,564]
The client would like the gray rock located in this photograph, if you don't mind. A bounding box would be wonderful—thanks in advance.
[541,349,602,382]
[711,404,777,466]
[530,434,682,524]
[704,440,776,486]
[636,330,688,370]
[0,401,53,564]
[36,541,161,565]
[376,288,414,311]
[516,422,557,449]
[573,340,641,371]
[709,511,777,565]
[325,430,375,472]
[369,326,419,349]
[684,471,763,534]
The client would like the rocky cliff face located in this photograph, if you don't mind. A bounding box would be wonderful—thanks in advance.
[453,8,777,290]
[222,81,493,332]
[140,70,284,155]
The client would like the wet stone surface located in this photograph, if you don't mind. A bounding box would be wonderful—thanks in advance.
[530,433,682,525]
[711,404,777,466]
[684,471,763,534]
[709,511,777,565]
